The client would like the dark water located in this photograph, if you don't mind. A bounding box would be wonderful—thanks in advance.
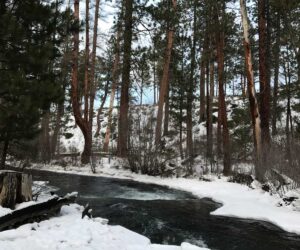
[30,169,300,250]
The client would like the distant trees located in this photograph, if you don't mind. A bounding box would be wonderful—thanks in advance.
[1,0,300,181]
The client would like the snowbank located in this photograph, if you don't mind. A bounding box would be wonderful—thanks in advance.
[0,204,208,250]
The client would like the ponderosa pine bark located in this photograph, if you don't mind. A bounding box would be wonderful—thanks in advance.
[240,0,263,180]
[117,0,133,157]
[163,84,170,136]
[258,0,271,175]
[91,0,101,139]
[207,56,214,161]
[272,13,280,136]
[216,6,231,175]
[199,60,206,122]
[155,0,177,146]
[71,0,91,164]
[71,0,101,163]
[84,0,90,123]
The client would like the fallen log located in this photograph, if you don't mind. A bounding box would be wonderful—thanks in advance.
[0,192,77,231]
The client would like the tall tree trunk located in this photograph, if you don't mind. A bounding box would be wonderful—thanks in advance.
[117,0,133,157]
[216,6,231,175]
[258,0,271,173]
[206,60,210,157]
[240,0,263,180]
[216,106,222,157]
[186,0,196,164]
[103,28,121,152]
[179,91,184,160]
[71,0,90,164]
[207,57,214,161]
[163,83,170,136]
[284,58,292,164]
[199,59,206,122]
[153,60,157,105]
[88,0,101,149]
[51,101,64,158]
[272,13,280,136]
[40,112,51,163]
[84,0,90,122]
[155,0,177,146]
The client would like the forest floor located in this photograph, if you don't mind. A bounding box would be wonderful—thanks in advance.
[28,159,300,235]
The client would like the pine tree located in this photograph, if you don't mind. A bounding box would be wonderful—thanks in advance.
[0,0,68,168]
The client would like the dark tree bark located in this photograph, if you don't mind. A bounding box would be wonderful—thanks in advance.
[217,36,231,175]
[70,0,101,163]
[258,0,271,171]
[117,0,133,157]
[216,2,231,176]
[89,0,101,143]
[163,84,170,136]
[186,0,197,164]
[0,139,9,169]
[40,112,51,163]
[71,0,91,164]
[83,0,90,123]
[207,57,214,161]
[155,0,177,146]
[283,59,292,164]
[240,0,263,180]
[199,60,206,122]
[272,13,280,136]
[51,101,64,158]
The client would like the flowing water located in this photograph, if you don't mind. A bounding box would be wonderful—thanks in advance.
[30,169,300,250]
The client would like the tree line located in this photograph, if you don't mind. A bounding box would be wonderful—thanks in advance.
[1,0,300,182]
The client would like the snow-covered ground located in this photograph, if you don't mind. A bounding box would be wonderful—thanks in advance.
[29,160,300,235]
[0,203,207,250]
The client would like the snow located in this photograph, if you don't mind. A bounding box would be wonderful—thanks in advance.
[0,204,208,250]
[30,161,300,235]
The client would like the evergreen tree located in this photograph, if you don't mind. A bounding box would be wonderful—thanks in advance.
[0,0,69,168]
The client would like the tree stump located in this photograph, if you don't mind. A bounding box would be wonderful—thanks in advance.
[0,171,32,209]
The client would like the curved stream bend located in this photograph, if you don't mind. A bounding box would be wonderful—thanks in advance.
[31,170,300,250]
